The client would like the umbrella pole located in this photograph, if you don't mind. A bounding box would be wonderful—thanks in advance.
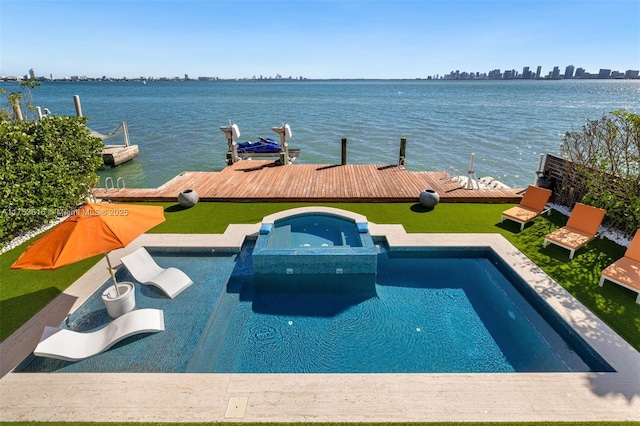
[105,253,120,297]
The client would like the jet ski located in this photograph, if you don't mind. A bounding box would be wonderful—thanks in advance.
[236,137,281,153]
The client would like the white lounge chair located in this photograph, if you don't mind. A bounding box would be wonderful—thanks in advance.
[34,308,164,362]
[120,247,193,298]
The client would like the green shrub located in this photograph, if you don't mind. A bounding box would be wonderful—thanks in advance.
[582,172,640,236]
[0,116,103,245]
[561,110,640,236]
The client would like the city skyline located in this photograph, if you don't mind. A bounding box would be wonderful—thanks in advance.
[1,0,638,80]
[4,62,638,82]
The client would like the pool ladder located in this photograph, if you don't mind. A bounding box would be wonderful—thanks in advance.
[103,176,126,191]
[445,166,462,182]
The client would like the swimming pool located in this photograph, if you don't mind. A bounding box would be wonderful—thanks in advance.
[15,243,612,374]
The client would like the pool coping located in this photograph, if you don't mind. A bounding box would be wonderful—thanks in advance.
[1,209,639,422]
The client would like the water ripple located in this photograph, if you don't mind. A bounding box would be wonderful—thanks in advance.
[14,79,639,188]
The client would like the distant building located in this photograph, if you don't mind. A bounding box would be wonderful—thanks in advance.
[522,66,533,79]
[598,69,611,78]
[28,68,36,79]
[626,70,640,78]
[551,66,561,79]
[575,68,586,78]
[564,65,575,79]
[488,69,502,79]
[536,66,542,79]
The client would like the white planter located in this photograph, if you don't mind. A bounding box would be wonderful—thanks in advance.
[102,282,136,318]
[178,189,199,208]
[419,189,440,208]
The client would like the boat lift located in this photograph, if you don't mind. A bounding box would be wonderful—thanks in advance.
[73,95,139,166]
[221,122,299,165]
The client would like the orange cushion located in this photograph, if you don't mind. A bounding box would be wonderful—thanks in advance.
[545,226,594,249]
[502,206,541,223]
[625,229,640,262]
[520,185,552,212]
[602,257,640,291]
[566,203,606,235]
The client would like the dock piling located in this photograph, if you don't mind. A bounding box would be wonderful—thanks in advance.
[341,138,348,165]
[398,137,407,168]
[534,153,544,184]
[12,99,23,121]
[73,95,83,117]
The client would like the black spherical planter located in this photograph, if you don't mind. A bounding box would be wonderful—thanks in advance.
[178,189,199,208]
[419,189,440,209]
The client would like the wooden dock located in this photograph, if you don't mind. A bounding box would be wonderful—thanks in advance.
[95,161,523,203]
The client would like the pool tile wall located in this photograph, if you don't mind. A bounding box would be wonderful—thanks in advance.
[253,230,377,275]
[253,246,378,275]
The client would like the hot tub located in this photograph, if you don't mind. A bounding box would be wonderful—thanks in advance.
[252,210,377,275]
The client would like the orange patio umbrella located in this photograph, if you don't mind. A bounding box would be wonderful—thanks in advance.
[11,202,165,295]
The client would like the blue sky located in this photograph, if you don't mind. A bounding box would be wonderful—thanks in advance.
[1,0,638,79]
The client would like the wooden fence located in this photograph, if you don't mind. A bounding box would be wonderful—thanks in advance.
[540,153,638,235]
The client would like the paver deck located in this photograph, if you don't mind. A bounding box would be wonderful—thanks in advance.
[95,161,523,202]
[1,223,638,423]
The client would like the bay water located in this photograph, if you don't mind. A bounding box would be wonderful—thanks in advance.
[4,79,639,189]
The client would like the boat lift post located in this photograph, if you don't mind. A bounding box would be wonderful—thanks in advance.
[220,122,240,165]
[466,152,479,190]
[121,122,131,147]
[272,124,292,165]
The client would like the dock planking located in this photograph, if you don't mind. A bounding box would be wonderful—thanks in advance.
[95,161,523,203]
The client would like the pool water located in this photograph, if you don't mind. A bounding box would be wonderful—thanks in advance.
[15,244,612,374]
[267,214,363,248]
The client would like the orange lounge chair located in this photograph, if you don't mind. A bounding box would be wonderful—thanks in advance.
[501,185,552,231]
[543,202,606,259]
[599,229,640,303]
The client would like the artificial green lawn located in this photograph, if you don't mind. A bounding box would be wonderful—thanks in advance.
[2,202,639,352]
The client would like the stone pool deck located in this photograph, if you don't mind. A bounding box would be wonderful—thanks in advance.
[1,208,639,423]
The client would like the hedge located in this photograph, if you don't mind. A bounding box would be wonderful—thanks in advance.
[0,116,104,245]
